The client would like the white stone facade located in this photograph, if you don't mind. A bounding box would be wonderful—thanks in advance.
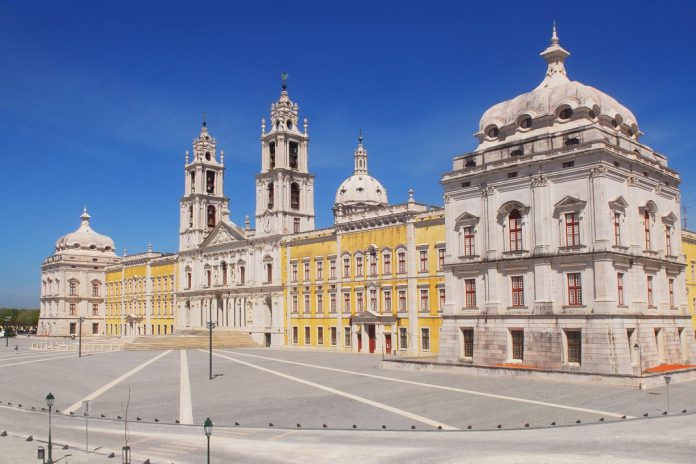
[438,28,696,374]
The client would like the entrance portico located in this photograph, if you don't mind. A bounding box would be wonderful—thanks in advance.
[351,311,396,354]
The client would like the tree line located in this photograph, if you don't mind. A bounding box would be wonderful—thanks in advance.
[0,308,40,328]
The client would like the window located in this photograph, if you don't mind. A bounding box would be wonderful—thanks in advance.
[343,292,350,312]
[511,330,524,360]
[665,226,672,255]
[304,326,311,345]
[239,266,245,285]
[206,270,212,287]
[92,303,99,316]
[367,252,376,276]
[289,142,299,169]
[304,262,310,281]
[330,260,336,279]
[509,209,523,251]
[438,248,445,269]
[317,327,324,345]
[644,210,651,250]
[398,290,406,312]
[330,327,337,346]
[69,280,78,296]
[292,326,298,344]
[647,276,654,307]
[317,293,323,313]
[420,289,429,311]
[292,264,298,282]
[562,161,575,168]
[344,327,351,347]
[669,279,675,307]
[383,253,391,274]
[421,328,430,350]
[92,281,100,297]
[617,273,625,306]
[419,250,428,272]
[316,260,323,280]
[304,293,310,313]
[356,256,363,276]
[559,107,573,120]
[330,293,337,313]
[510,276,525,307]
[92,323,99,335]
[291,183,300,209]
[356,292,363,312]
[465,279,476,308]
[384,290,392,312]
[567,273,582,306]
[292,294,298,313]
[69,303,77,316]
[398,252,406,273]
[463,227,475,256]
[70,322,77,335]
[266,263,273,283]
[566,330,581,363]
[293,218,300,233]
[399,327,408,350]
[269,142,276,169]
[222,262,228,285]
[462,329,474,358]
[207,205,216,228]
[188,205,193,227]
[370,290,377,312]
[206,170,215,194]
[614,212,622,246]
[565,213,580,246]
[439,288,445,310]
[190,171,196,193]
[186,270,192,289]
[267,183,274,209]
[343,257,350,277]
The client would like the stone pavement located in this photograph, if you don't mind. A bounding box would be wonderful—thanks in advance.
[0,432,117,464]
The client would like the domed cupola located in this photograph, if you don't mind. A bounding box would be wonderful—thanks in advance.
[477,24,640,147]
[54,207,116,255]
[333,132,389,218]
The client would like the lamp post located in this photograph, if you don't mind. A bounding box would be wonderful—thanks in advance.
[4,316,10,347]
[633,343,642,375]
[45,393,54,464]
[664,374,672,414]
[203,417,213,464]
[78,316,84,357]
[121,445,131,464]
[207,320,216,380]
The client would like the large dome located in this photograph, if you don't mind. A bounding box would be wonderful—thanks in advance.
[334,134,388,212]
[55,208,116,254]
[478,26,639,144]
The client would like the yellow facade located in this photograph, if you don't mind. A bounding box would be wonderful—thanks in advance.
[682,230,696,329]
[105,252,177,336]
[282,206,445,356]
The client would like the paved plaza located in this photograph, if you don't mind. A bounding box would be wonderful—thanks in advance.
[1,338,696,463]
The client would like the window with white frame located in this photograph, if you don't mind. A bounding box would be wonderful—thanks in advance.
[665,225,673,256]
[292,326,298,344]
[383,252,391,274]
[317,326,324,345]
[304,293,310,313]
[292,263,298,282]
[617,273,625,306]
[614,212,622,246]
[419,250,428,272]
[330,293,337,313]
[397,251,406,273]
[317,293,323,313]
[511,276,524,307]
[316,260,323,280]
[438,248,445,270]
[344,327,351,347]
[399,327,408,350]
[398,290,406,312]
[439,288,445,310]
[356,255,363,276]
[304,261,310,281]
[304,326,311,345]
[420,289,429,311]
[421,328,430,350]
[463,227,475,256]
[369,289,377,311]
[356,292,364,311]
[329,259,336,279]
[567,273,582,306]
[384,290,392,312]
[565,213,580,246]
[465,279,476,308]
[343,292,350,312]
[369,251,377,276]
[509,209,523,251]
[343,256,350,277]
[330,327,337,346]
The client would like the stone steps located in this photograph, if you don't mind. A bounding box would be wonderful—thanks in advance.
[124,330,260,351]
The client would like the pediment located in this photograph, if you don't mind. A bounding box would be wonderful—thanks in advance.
[609,195,629,210]
[200,220,246,248]
[454,211,480,229]
[554,195,586,210]
[662,211,678,223]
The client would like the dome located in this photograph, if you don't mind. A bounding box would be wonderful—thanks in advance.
[478,25,639,142]
[55,207,116,255]
[334,133,388,211]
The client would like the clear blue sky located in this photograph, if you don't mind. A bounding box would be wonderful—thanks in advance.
[1,0,694,307]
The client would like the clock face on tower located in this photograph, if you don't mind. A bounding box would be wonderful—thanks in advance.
[262,214,273,233]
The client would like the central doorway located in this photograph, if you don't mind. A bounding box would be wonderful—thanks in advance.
[367,324,376,353]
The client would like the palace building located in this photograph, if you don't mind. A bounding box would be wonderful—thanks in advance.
[438,27,695,373]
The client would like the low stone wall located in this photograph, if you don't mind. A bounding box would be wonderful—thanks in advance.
[381,358,696,389]
[31,342,124,352]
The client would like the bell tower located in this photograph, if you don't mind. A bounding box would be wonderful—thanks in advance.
[179,117,230,251]
[255,75,315,236]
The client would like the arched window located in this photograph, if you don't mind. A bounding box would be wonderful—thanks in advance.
[185,267,192,289]
[266,263,273,283]
[509,209,523,251]
[644,210,651,250]
[290,183,300,210]
[190,171,196,193]
[267,183,274,209]
[289,142,299,169]
[207,205,216,228]
[269,142,276,169]
[239,265,246,285]
[221,262,228,285]
[206,170,215,194]
[188,205,193,228]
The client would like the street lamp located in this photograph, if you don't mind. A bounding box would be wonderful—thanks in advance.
[45,393,55,464]
[4,316,10,347]
[203,417,213,464]
[78,316,84,358]
[664,374,672,414]
[121,445,131,464]
[633,343,642,374]
[206,320,216,380]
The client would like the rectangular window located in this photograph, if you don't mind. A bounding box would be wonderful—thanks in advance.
[92,323,99,335]
[292,294,298,313]
[644,211,651,250]
[665,226,672,255]
[317,293,323,313]
[330,260,336,279]
[304,293,310,313]
[343,257,350,277]
[420,289,429,312]
[439,288,445,310]
[511,330,524,360]
[292,264,298,282]
[614,212,622,246]
[669,279,675,307]
[384,290,392,312]
[240,266,245,285]
[330,293,337,313]
[462,328,474,358]
[292,326,298,344]
[70,322,76,335]
[399,327,408,350]
[317,327,324,345]
[567,273,582,306]
[420,250,428,272]
[92,281,100,297]
[369,253,377,276]
[344,327,351,347]
[465,279,477,308]
[356,256,363,276]
[647,276,654,307]
[370,289,377,311]
[438,248,445,269]
[304,262,310,281]
[398,290,406,312]
[70,303,77,316]
[617,273,624,306]
[357,292,363,312]
[330,327,337,346]
[343,292,350,312]
[383,253,391,274]
[293,218,300,233]
[463,227,475,256]
[92,303,99,316]
[421,328,430,350]
[509,212,523,251]
[565,212,580,246]
[316,261,323,280]
[511,276,524,307]
[69,281,78,296]
[304,326,311,345]
[398,252,406,273]
[566,330,581,363]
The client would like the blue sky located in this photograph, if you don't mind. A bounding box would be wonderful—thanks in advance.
[1,0,694,307]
